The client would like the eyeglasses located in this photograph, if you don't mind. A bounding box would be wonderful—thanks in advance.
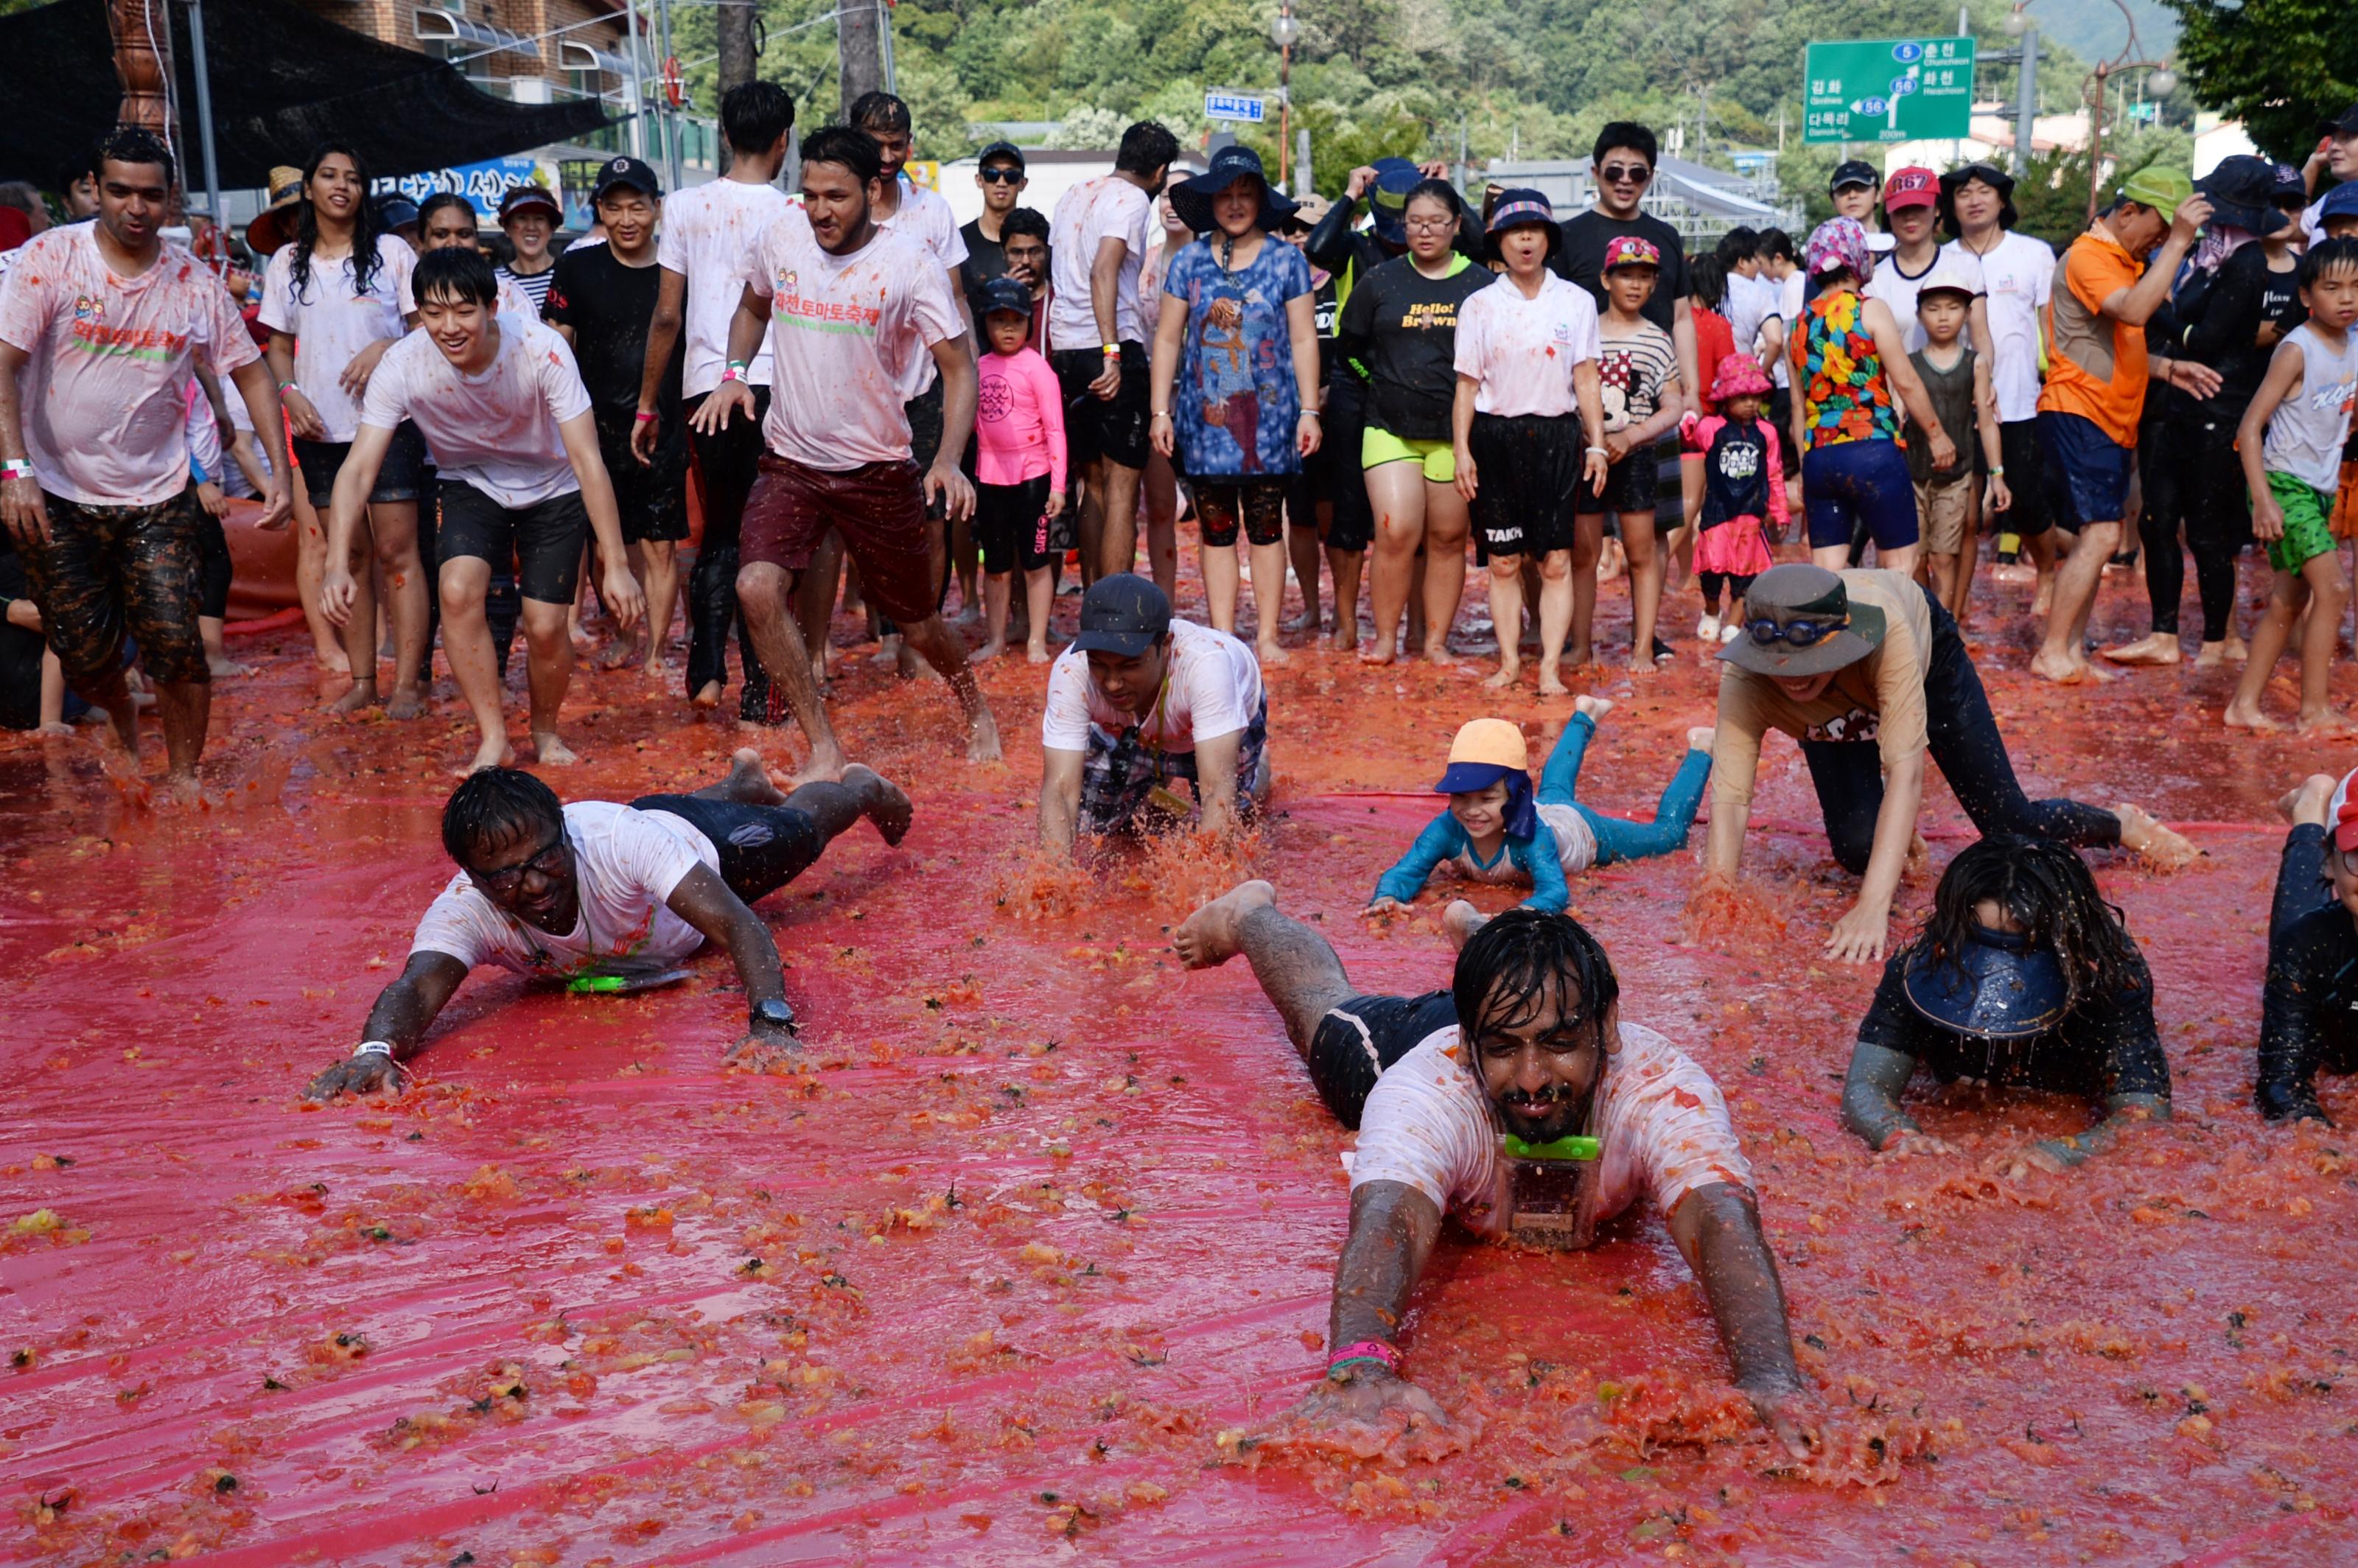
[470,834,567,895]
[979,167,1023,184]
[1746,617,1847,648]
[1404,216,1455,233]
[1599,164,1651,185]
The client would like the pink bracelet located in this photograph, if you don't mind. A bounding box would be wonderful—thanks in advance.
[1326,1339,1400,1379]
[633,411,657,424]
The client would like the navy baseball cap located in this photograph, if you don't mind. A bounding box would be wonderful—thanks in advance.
[2320,183,2358,223]
[1073,573,1172,657]
[976,274,1032,318]
[1830,159,1880,193]
[978,141,1026,172]
[1903,927,2070,1040]
[592,156,662,201]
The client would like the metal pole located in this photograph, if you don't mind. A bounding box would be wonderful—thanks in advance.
[1295,127,1312,197]
[654,0,682,191]
[626,0,646,161]
[183,0,223,230]
[1278,43,1290,191]
[879,0,897,94]
[2086,60,2107,225]
[2013,27,2039,177]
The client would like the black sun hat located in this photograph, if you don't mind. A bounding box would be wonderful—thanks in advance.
[1718,564,1888,678]
[1168,145,1298,237]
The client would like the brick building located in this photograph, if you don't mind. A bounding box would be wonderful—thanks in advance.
[295,0,640,112]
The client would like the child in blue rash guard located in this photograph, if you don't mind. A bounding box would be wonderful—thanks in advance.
[1366,699,1714,917]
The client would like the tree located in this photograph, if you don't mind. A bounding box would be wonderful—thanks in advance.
[2167,0,2357,161]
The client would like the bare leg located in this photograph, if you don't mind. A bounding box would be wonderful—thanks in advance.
[1203,540,1242,632]
[636,538,681,679]
[898,612,1004,763]
[519,599,578,764]
[1098,459,1143,580]
[329,512,381,713]
[797,530,844,685]
[1285,507,1324,634]
[367,499,430,716]
[1248,537,1291,665]
[2032,521,2121,682]
[1421,478,1469,663]
[1173,880,1356,1063]
[736,560,849,781]
[2296,552,2352,733]
[1536,547,1573,696]
[1622,508,1665,673]
[1362,462,1424,665]
[200,615,249,679]
[1077,464,1105,591]
[2225,570,2301,732]
[979,570,1012,659]
[1141,454,1180,598]
[1442,899,1488,951]
[1568,514,1602,666]
[701,748,914,845]
[435,557,514,774]
[949,513,979,623]
[2026,526,2059,617]
[1484,552,1525,688]
[152,676,209,792]
[290,489,348,675]
[1327,545,1365,652]
[1024,565,1055,662]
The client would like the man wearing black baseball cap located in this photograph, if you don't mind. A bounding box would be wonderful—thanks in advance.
[544,155,686,684]
[959,141,1030,321]
[1707,564,2194,964]
[2300,103,2358,244]
[1037,574,1270,856]
[1828,159,1882,226]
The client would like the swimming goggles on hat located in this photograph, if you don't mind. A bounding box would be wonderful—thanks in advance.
[1745,616,1848,648]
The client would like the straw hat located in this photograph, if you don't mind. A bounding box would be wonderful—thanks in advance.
[245,165,304,256]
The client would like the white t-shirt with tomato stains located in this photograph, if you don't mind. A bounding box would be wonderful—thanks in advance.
[410,802,719,977]
[1047,175,1154,351]
[738,208,962,472]
[259,234,413,441]
[1040,617,1263,755]
[359,318,591,507]
[1451,270,1600,419]
[656,175,794,396]
[0,225,259,505]
[1349,1021,1753,1238]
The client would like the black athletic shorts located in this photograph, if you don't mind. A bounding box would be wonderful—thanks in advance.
[629,794,826,906]
[1998,416,2051,537]
[1305,990,1459,1130]
[436,482,589,605]
[1574,448,1658,517]
[974,475,1053,574]
[1469,411,1581,557]
[1051,343,1151,472]
[594,410,689,545]
[290,422,427,508]
[1319,379,1375,553]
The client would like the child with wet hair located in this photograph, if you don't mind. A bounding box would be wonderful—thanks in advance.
[1365,702,1712,920]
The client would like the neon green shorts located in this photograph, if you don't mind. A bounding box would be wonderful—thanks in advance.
[2267,470,2337,573]
[1362,427,1455,483]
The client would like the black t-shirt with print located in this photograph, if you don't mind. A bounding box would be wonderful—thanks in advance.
[1552,210,1691,336]
[543,246,681,447]
[1334,253,1491,440]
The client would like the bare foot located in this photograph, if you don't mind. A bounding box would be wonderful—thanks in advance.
[1258,640,1292,667]
[966,704,1004,764]
[315,651,353,678]
[595,639,638,671]
[1566,643,1595,668]
[975,638,1007,662]
[1441,899,1488,952]
[207,654,253,679]
[723,747,791,805]
[34,721,74,738]
[2030,583,2054,620]
[2297,708,2357,736]
[1483,659,1522,690]
[2115,802,2199,871]
[789,745,850,786]
[1026,643,1053,665]
[640,658,673,685]
[2029,651,2102,685]
[1329,624,1360,654]
[2278,772,2338,826]
[386,685,426,721]
[1283,610,1321,636]
[1575,694,1615,722]
[1625,657,1659,676]
[2194,640,2230,669]
[2100,632,2181,667]
[1988,563,2035,587]
[1173,879,1276,969]
[1424,643,1459,667]
[2224,635,2250,664]
[844,763,914,845]
[569,626,598,656]
[2222,699,2284,733]
[897,640,942,682]
[692,680,723,709]
[1686,725,1715,754]
[325,684,379,715]
[1358,643,1396,667]
[534,733,580,766]
[872,635,903,668]
[1536,664,1569,698]
[452,739,516,778]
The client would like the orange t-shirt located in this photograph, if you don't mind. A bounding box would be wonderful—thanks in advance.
[2037,231,2146,447]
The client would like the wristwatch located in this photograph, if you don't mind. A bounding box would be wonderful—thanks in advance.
[749,998,798,1035]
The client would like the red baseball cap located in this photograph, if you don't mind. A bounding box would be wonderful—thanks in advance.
[2332,769,2358,852]
[1884,167,1939,212]
[1602,234,1661,271]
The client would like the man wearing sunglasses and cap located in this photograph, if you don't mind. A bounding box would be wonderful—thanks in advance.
[1839,835,2169,1179]
[1707,562,2195,963]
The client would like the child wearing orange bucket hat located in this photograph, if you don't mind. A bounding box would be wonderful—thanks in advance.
[1688,352,1788,643]
[1366,701,1713,916]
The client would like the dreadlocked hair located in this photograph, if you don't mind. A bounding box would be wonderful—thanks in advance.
[1911,836,2147,1009]
[441,768,563,869]
[290,141,387,304]
[1452,909,1620,1044]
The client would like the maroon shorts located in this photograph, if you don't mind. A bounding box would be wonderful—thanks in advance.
[740,454,937,624]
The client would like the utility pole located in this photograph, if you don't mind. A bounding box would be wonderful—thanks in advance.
[714,0,757,173]
[654,0,682,192]
[839,0,884,116]
[2013,27,2040,176]
[184,0,223,231]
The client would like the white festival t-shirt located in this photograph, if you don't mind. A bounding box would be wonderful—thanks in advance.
[0,225,259,505]
[360,317,590,506]
[657,175,794,396]
[1452,270,1601,419]
[259,234,414,441]
[1945,232,2052,424]
[1349,1021,1753,1239]
[1040,617,1264,755]
[739,208,962,472]
[1770,269,1806,389]
[410,801,719,977]
[1864,246,1984,356]
[1048,175,1154,352]
[1724,269,1781,363]
[877,176,972,398]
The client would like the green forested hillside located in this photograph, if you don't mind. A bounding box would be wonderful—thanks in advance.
[674,0,2102,196]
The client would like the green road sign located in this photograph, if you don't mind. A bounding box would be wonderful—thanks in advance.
[1803,37,1977,144]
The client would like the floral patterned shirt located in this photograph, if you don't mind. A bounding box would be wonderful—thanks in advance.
[1791,289,1900,451]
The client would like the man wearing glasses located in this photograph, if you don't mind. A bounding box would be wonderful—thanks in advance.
[1703,564,2194,966]
[1551,123,1700,444]
[304,755,913,1098]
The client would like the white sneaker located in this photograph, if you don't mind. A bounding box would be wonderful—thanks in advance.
[1720,623,1741,644]
[1696,614,1720,643]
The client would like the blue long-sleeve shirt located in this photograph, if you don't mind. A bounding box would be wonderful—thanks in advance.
[1371,813,1571,914]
